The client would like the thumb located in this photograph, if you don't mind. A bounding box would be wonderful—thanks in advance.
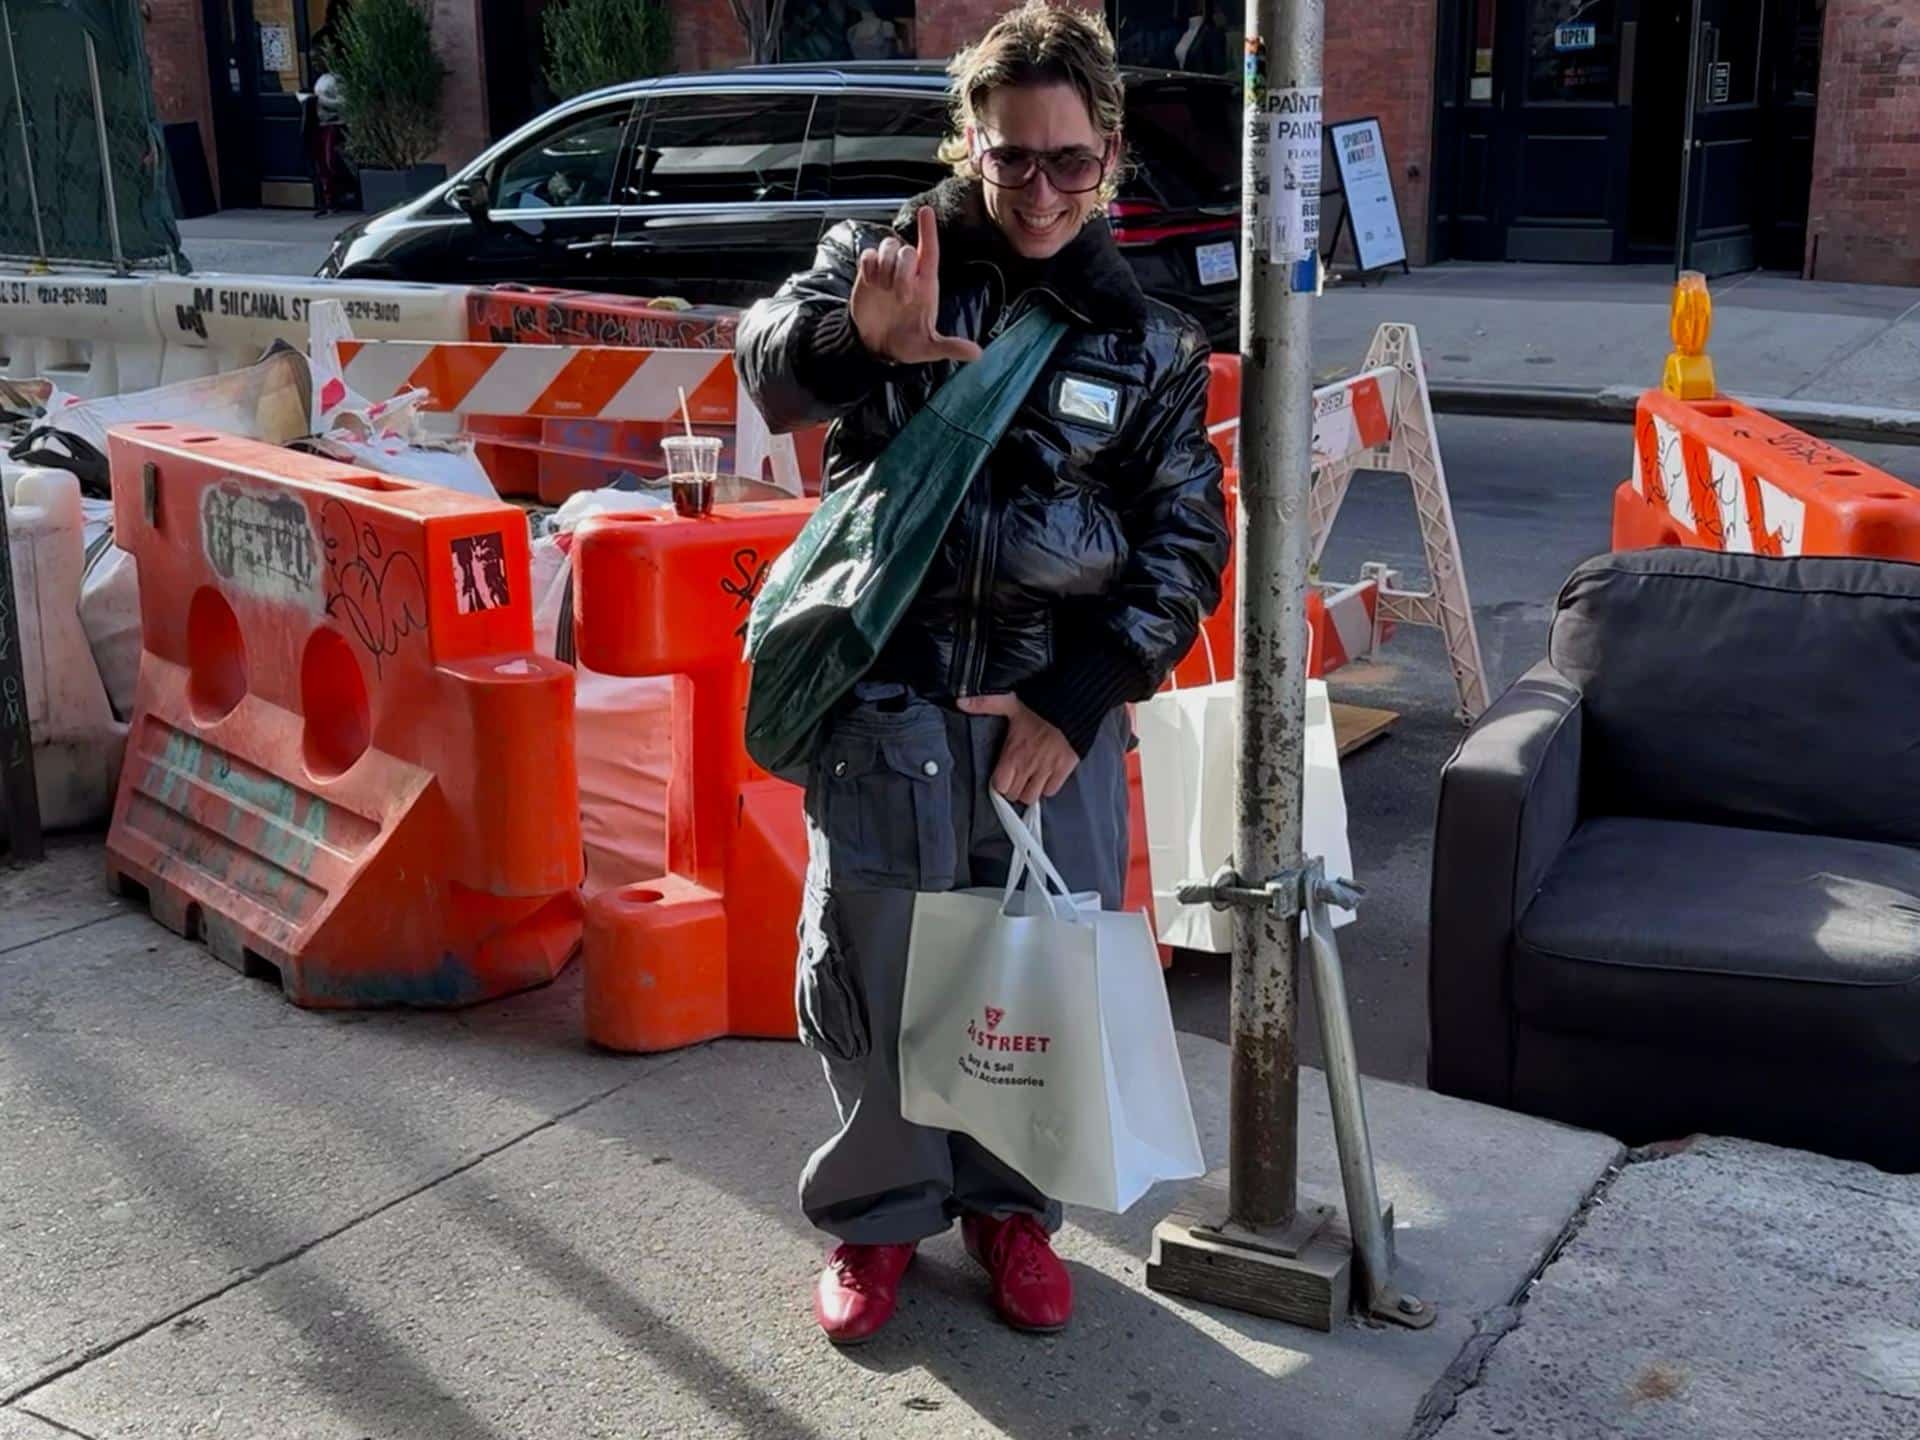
[956,694,1018,717]
[930,332,984,365]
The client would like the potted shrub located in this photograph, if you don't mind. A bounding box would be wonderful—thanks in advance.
[329,0,448,212]
[544,0,672,100]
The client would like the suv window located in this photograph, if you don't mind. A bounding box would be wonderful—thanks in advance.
[494,102,635,210]
[1123,80,1241,210]
[832,93,952,200]
[633,93,818,205]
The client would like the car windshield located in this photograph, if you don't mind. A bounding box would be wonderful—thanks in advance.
[1123,79,1241,210]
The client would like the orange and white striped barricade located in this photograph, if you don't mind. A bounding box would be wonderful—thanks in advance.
[1617,389,1920,559]
[571,501,813,1052]
[103,424,583,1007]
[1200,322,1486,721]
[334,338,800,505]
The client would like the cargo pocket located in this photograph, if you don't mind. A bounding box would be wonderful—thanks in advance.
[795,887,869,1064]
[810,705,958,892]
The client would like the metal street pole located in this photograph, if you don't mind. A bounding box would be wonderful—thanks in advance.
[1227,0,1320,1237]
[1145,0,1431,1331]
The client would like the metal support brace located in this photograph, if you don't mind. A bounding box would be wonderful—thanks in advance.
[1178,858,1434,1329]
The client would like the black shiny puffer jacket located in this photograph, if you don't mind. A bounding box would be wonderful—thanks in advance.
[736,179,1229,754]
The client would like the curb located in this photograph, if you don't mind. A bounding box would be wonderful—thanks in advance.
[1427,381,1920,449]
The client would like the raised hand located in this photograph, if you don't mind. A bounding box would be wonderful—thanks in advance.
[850,205,985,367]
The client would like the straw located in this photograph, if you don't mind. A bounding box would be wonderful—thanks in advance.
[677,386,696,443]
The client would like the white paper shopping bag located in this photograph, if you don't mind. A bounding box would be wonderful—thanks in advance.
[898,796,1205,1213]
[1137,674,1356,952]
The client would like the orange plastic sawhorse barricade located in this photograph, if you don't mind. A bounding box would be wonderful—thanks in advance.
[104,425,584,1006]
[573,500,814,1051]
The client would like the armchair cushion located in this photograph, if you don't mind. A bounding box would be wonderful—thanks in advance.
[1514,816,1920,1067]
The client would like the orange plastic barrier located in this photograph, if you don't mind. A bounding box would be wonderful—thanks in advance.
[574,501,813,1051]
[103,425,583,1007]
[1206,353,1239,467]
[1616,390,1920,558]
[467,286,740,352]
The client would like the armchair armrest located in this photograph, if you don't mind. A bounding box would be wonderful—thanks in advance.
[1428,660,1585,1105]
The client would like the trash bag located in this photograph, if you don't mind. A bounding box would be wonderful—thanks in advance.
[742,308,1066,776]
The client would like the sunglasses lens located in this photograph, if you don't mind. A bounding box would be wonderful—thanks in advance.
[982,148,1035,185]
[1044,155,1104,192]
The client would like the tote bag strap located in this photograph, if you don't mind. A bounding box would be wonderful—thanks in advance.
[915,305,1068,445]
[992,793,1080,921]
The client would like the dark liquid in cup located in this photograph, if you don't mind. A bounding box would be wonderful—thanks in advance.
[671,477,715,518]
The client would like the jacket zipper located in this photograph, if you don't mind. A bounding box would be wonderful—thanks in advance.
[950,264,1089,698]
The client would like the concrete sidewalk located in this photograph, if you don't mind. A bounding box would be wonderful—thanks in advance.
[176,210,345,279]
[5,838,1915,1437]
[1316,263,1920,443]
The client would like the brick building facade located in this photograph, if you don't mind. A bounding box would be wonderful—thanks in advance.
[143,0,1914,286]
[1805,0,1920,286]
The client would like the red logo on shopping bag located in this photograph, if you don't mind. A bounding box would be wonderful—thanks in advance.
[967,1006,1050,1054]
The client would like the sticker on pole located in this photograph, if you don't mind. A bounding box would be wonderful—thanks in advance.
[1242,38,1270,259]
[1269,86,1323,289]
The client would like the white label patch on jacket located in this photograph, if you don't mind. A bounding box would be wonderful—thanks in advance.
[1053,374,1121,430]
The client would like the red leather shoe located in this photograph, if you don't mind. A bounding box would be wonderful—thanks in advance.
[814,1242,916,1345]
[962,1213,1073,1333]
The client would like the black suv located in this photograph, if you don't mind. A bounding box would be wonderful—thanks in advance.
[319,64,1242,344]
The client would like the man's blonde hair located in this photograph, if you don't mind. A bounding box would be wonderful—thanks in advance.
[937,2,1126,206]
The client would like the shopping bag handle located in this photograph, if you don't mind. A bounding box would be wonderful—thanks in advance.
[1164,621,1221,692]
[991,792,1079,921]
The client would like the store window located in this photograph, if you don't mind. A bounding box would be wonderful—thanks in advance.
[783,1,918,61]
[1526,0,1619,103]
[1112,1,1241,77]
[635,94,818,206]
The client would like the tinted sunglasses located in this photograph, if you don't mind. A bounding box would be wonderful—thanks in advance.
[971,133,1116,194]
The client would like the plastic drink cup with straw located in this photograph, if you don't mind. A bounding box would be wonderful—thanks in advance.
[663,386,722,517]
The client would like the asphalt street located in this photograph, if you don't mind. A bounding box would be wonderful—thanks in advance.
[1164,415,1920,1086]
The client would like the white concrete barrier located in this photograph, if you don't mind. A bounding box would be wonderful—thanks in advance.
[1,271,479,398]
[0,275,171,398]
[150,274,473,382]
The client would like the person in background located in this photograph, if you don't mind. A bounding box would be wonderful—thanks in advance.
[738,0,1227,1348]
[846,3,902,59]
[311,66,348,217]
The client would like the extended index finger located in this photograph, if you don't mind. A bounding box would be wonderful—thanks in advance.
[914,205,939,279]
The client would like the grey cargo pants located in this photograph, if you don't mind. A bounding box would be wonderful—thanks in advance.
[796,683,1130,1244]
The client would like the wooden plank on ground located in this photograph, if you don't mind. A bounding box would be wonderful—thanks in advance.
[1332,702,1397,757]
